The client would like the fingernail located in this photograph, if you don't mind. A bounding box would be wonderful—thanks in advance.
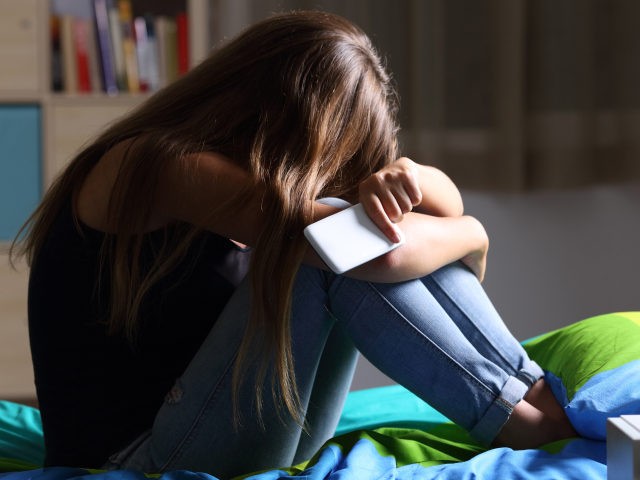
[392,226,402,243]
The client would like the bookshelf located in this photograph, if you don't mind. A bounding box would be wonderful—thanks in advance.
[0,0,216,191]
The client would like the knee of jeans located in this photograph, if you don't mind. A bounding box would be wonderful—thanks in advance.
[164,380,184,405]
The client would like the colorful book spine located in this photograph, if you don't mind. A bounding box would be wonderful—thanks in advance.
[176,11,189,76]
[118,0,140,93]
[164,17,179,85]
[72,18,92,93]
[107,0,127,91]
[60,15,78,94]
[133,16,150,92]
[85,19,103,93]
[50,15,63,92]
[143,14,161,91]
[154,15,177,88]
[93,0,118,95]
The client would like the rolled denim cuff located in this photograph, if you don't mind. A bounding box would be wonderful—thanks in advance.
[516,360,545,387]
[469,375,529,445]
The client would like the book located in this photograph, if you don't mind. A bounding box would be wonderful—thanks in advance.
[118,0,140,93]
[93,0,118,94]
[133,16,150,92]
[51,1,192,94]
[144,15,161,91]
[155,15,178,88]
[84,18,103,93]
[134,15,164,92]
[72,18,92,93]
[107,0,127,91]
[60,15,78,94]
[50,15,63,92]
[176,11,189,76]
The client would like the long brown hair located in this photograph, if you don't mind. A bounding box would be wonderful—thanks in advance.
[11,10,399,425]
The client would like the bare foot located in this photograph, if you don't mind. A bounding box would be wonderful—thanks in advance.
[492,398,577,450]
[524,378,565,421]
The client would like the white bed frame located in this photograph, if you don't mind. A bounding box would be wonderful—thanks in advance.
[607,415,640,480]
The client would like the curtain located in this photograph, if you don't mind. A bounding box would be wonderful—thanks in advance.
[227,0,640,190]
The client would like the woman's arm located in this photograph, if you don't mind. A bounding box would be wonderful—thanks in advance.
[352,157,487,282]
[346,212,488,283]
[155,152,486,283]
[358,157,463,242]
[154,151,342,246]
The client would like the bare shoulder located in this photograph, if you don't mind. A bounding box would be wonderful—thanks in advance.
[76,138,136,232]
[156,150,263,245]
[156,150,252,219]
[75,140,233,232]
[77,141,262,244]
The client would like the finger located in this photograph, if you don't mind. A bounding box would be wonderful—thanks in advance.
[404,177,422,207]
[378,189,406,223]
[387,184,415,215]
[361,195,402,243]
[395,158,423,206]
[359,174,405,222]
[370,171,415,219]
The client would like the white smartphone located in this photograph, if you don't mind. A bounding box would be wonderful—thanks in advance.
[303,203,405,274]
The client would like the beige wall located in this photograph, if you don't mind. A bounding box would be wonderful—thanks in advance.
[0,252,34,402]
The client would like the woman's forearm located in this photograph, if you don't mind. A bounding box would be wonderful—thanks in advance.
[345,212,488,283]
[303,161,478,281]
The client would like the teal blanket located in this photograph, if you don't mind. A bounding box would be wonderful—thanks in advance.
[2,312,639,479]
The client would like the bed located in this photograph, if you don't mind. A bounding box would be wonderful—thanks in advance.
[1,311,638,479]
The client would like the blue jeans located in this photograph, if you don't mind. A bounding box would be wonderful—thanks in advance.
[104,262,543,478]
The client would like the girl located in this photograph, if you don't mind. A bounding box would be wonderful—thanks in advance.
[12,10,575,478]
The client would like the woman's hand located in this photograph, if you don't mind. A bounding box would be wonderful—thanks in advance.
[359,157,423,243]
[356,158,489,282]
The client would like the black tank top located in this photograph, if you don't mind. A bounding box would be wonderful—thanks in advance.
[28,202,251,467]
